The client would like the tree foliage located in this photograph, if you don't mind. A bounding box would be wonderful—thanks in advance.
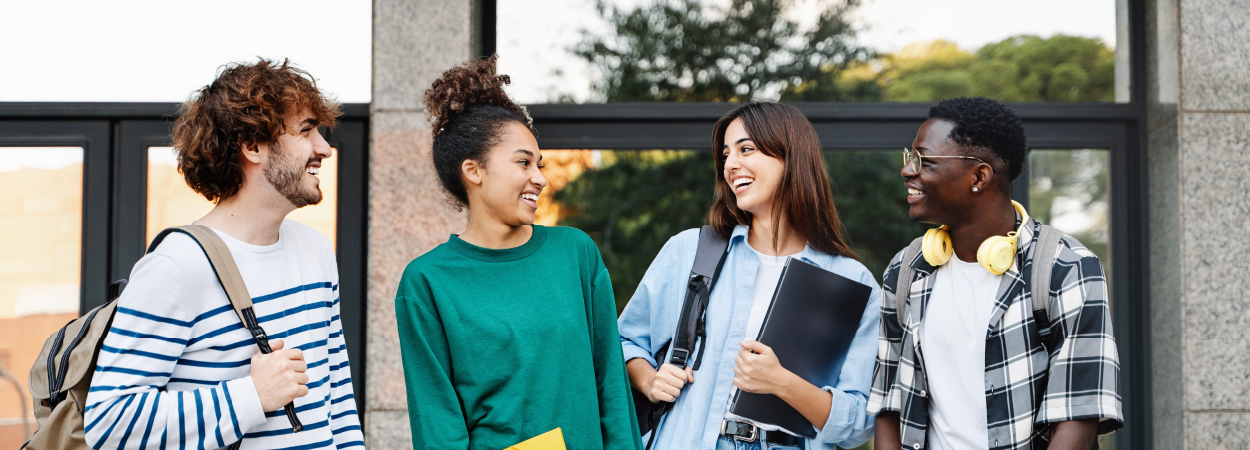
[576,0,870,102]
[788,36,1116,102]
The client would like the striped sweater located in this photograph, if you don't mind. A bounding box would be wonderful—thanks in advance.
[85,220,363,450]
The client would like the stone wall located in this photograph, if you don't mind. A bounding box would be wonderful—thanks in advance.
[1151,0,1250,448]
[367,0,474,448]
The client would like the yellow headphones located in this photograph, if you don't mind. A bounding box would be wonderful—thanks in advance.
[921,200,1030,275]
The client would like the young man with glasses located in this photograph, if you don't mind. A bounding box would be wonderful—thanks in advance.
[867,97,1122,450]
[83,59,363,450]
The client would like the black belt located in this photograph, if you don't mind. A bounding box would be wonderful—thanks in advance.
[720,420,805,448]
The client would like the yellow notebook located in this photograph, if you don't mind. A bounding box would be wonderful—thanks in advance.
[504,428,566,450]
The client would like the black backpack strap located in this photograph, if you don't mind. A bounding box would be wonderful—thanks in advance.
[149,226,304,434]
[668,225,730,369]
[643,226,731,450]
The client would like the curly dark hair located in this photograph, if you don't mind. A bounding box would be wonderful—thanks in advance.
[423,55,535,209]
[928,97,1028,191]
[172,58,341,202]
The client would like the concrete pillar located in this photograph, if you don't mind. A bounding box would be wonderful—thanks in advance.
[367,0,473,448]
[1150,0,1250,448]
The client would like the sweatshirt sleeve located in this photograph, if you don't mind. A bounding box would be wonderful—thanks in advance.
[85,254,268,450]
[395,270,471,449]
[590,267,644,449]
[326,275,365,448]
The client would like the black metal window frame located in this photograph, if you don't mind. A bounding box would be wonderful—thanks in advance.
[0,102,370,414]
[502,0,1152,447]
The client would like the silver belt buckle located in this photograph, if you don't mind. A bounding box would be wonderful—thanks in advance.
[721,420,758,443]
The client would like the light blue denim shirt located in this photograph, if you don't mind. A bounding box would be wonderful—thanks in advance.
[618,225,881,449]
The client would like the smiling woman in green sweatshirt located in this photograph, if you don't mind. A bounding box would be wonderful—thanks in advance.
[393,56,642,450]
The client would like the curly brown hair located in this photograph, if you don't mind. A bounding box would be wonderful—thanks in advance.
[422,55,535,208]
[172,58,341,202]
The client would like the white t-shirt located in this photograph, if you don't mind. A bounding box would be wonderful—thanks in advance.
[920,256,1003,450]
[724,244,801,434]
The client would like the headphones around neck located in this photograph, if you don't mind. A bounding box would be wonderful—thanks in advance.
[921,200,1030,275]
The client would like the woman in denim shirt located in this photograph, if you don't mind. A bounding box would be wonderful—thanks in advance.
[618,102,881,450]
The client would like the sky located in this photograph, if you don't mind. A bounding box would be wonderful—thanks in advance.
[0,0,1116,104]
[0,0,372,103]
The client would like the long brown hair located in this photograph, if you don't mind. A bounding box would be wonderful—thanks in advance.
[708,102,858,260]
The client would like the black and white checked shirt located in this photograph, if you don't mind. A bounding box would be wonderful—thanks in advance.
[866,218,1123,450]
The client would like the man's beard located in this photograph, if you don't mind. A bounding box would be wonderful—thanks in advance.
[264,142,323,208]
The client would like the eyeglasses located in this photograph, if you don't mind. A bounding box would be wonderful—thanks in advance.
[902,148,997,174]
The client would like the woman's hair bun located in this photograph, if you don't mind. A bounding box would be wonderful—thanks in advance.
[422,54,532,136]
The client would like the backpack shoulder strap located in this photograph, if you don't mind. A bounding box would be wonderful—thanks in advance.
[148,225,304,434]
[1031,224,1065,319]
[668,226,730,369]
[895,237,924,329]
[150,226,258,328]
[691,225,730,280]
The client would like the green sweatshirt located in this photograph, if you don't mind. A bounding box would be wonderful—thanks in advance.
[395,225,642,450]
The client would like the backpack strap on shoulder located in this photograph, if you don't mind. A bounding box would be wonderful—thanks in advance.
[642,226,731,450]
[669,225,730,370]
[148,225,305,434]
[895,237,924,329]
[1031,224,1065,321]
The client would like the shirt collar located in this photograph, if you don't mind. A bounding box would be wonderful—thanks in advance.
[730,224,829,265]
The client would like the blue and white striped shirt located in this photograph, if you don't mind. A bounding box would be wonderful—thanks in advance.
[85,220,363,450]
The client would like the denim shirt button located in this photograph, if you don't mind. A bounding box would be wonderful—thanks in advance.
[919,390,927,398]
[912,444,920,449]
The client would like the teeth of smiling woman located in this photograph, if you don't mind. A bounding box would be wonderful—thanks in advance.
[908,188,922,195]
[734,178,754,187]
[307,167,319,175]
[521,194,538,201]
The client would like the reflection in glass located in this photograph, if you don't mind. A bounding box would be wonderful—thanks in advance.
[1028,149,1110,271]
[145,146,338,247]
[0,147,83,446]
[499,0,1122,104]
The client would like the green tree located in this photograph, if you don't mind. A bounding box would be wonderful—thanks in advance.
[798,36,1116,103]
[575,0,870,102]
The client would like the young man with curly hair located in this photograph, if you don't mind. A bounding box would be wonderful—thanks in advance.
[868,97,1122,450]
[84,59,364,450]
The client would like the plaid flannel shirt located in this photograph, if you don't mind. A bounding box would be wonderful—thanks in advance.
[866,218,1123,450]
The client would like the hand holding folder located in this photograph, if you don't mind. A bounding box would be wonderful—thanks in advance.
[729,258,872,437]
[505,428,566,450]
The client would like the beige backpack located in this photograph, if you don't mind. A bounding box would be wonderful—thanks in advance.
[23,225,302,449]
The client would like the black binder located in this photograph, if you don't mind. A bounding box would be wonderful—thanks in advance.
[728,257,873,437]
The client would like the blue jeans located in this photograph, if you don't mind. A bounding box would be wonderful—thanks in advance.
[715,436,802,450]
